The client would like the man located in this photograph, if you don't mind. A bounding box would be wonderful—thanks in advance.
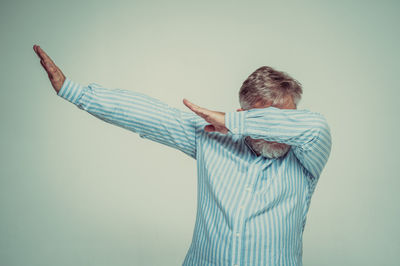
[33,44,332,266]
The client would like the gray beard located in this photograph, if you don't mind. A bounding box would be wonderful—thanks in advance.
[245,136,291,159]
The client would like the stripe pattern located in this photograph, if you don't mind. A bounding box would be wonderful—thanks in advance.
[58,77,332,266]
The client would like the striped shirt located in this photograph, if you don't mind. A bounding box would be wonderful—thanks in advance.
[57,77,332,266]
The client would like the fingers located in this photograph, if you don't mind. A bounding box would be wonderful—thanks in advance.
[183,98,209,118]
[34,45,55,65]
[183,98,228,134]
[43,59,57,79]
[34,44,63,80]
[34,45,54,70]
[183,98,198,111]
[40,60,53,79]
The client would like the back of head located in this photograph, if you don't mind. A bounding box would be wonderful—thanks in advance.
[239,66,303,109]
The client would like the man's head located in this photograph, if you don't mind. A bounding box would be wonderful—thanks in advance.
[238,66,303,159]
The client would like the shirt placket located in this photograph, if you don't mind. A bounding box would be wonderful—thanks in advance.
[231,161,260,266]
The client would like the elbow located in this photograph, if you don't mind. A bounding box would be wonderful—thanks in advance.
[301,113,332,152]
[314,114,332,156]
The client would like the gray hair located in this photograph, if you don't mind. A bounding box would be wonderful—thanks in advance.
[239,66,303,110]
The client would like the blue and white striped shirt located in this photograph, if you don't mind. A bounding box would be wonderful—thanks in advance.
[57,77,332,266]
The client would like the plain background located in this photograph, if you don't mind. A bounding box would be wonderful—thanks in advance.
[1,0,399,265]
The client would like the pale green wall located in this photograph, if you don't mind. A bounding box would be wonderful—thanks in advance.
[1,0,399,265]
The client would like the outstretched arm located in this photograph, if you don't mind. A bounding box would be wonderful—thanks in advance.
[34,44,199,159]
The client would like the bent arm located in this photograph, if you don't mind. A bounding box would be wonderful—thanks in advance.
[224,107,332,182]
[57,77,198,159]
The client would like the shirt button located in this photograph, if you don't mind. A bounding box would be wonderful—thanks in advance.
[236,233,240,237]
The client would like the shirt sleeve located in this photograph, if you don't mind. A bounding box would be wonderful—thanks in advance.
[224,107,332,181]
[57,77,198,159]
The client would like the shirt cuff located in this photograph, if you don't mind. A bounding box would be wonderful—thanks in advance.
[57,77,85,105]
[225,111,245,135]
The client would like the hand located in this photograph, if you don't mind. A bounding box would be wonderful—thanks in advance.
[33,44,66,94]
[183,98,229,134]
